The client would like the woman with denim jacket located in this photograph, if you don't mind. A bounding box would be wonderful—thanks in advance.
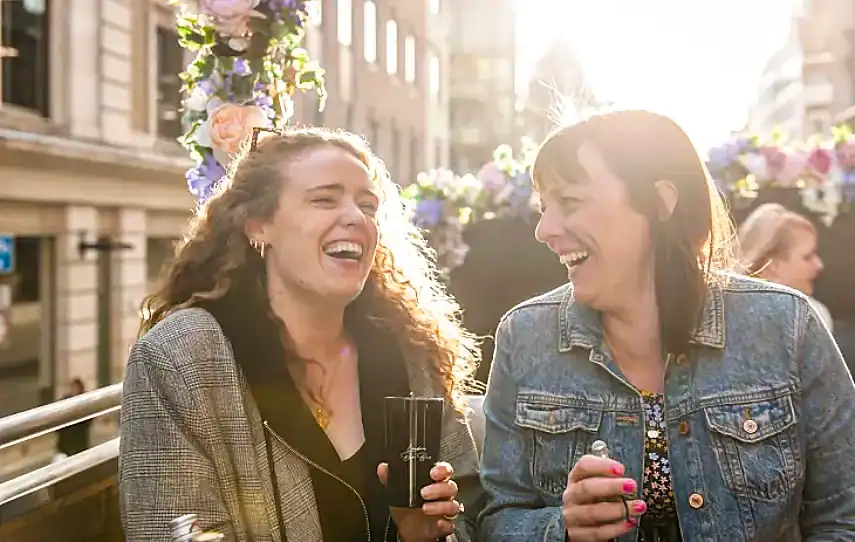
[478,110,855,542]
[119,127,483,542]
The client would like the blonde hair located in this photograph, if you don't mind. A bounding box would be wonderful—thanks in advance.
[737,203,817,275]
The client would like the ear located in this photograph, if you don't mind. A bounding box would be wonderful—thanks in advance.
[654,179,679,221]
[244,218,266,245]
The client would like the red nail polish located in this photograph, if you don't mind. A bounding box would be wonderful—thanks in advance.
[626,518,638,527]
[611,464,625,476]
[622,480,636,493]
[632,501,647,514]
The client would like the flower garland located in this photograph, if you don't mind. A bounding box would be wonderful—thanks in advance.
[706,126,855,223]
[402,140,540,273]
[172,0,325,202]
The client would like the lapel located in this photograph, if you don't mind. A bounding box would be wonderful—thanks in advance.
[201,277,479,541]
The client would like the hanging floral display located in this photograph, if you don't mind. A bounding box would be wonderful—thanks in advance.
[401,139,540,273]
[172,0,325,202]
[706,126,855,223]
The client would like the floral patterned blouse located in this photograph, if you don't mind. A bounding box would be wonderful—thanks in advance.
[640,391,677,522]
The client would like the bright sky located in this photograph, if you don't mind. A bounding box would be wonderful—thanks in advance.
[515,0,796,153]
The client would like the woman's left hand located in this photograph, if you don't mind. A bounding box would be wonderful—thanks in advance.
[377,461,463,542]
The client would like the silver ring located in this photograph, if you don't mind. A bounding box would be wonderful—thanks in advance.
[443,502,463,521]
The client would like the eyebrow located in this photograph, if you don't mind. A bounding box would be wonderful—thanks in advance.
[307,183,378,198]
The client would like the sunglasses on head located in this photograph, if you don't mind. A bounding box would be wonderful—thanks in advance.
[249,126,284,152]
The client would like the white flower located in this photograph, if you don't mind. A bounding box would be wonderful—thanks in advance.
[185,86,210,112]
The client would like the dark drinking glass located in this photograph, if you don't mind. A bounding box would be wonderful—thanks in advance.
[384,395,444,508]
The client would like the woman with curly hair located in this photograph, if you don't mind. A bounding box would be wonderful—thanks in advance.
[119,127,483,542]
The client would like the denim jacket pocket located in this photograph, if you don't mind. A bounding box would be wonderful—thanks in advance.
[703,393,800,501]
[514,391,604,496]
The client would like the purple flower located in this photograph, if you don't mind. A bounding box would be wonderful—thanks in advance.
[508,173,534,211]
[229,57,252,76]
[198,78,218,95]
[266,0,306,25]
[413,198,443,228]
[186,153,227,202]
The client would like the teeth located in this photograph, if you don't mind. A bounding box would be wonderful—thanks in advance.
[560,251,589,266]
[323,241,363,256]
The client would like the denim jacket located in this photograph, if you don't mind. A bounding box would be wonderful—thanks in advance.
[478,274,855,542]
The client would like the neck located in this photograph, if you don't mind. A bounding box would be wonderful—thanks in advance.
[266,274,348,364]
[602,279,661,363]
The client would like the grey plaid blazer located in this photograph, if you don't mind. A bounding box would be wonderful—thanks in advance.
[119,308,483,542]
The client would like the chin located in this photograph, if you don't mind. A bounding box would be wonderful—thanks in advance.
[324,281,369,303]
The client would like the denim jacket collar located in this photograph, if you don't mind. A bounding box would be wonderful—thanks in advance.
[558,282,726,352]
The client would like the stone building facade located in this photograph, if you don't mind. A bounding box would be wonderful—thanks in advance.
[0,0,449,427]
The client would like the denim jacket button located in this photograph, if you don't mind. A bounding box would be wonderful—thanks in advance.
[688,493,704,509]
[678,421,690,435]
[743,419,758,434]
[676,354,689,366]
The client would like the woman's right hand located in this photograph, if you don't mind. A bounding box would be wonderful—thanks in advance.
[562,454,647,541]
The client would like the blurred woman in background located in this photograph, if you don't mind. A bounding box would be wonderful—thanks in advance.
[738,203,832,332]
[120,126,483,542]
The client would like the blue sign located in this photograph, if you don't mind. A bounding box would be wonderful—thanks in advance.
[0,234,14,275]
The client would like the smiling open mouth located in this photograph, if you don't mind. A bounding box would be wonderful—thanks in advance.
[560,250,590,268]
[323,241,364,261]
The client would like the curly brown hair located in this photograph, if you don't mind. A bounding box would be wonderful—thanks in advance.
[140,126,480,408]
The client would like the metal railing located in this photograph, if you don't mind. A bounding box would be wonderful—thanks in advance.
[0,383,123,506]
[0,383,122,451]
[0,385,486,508]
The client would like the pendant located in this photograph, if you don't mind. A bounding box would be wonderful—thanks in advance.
[314,407,331,430]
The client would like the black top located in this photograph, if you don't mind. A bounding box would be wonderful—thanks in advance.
[202,274,411,542]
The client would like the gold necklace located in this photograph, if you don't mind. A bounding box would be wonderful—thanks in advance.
[305,343,350,430]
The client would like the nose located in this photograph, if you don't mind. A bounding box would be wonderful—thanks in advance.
[342,199,366,227]
[815,255,824,272]
[534,207,562,247]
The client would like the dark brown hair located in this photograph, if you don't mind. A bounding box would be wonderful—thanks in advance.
[532,110,735,356]
[139,126,479,408]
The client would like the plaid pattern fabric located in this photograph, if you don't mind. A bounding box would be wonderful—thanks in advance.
[119,308,481,542]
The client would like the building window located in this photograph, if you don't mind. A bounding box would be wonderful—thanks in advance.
[156,27,184,140]
[429,0,441,15]
[409,133,420,181]
[386,20,397,75]
[404,36,415,83]
[367,109,379,146]
[1,0,50,116]
[339,45,353,102]
[429,53,440,100]
[363,1,377,63]
[390,122,400,179]
[305,0,323,64]
[337,0,352,46]
[11,237,40,304]
[308,0,323,26]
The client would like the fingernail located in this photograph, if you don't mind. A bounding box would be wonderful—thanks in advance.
[611,464,625,476]
[622,480,637,494]
[632,501,647,514]
[626,518,638,528]
[420,487,434,500]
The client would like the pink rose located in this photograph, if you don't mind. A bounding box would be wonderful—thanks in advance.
[200,0,261,37]
[476,163,506,191]
[808,148,833,176]
[207,103,269,164]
